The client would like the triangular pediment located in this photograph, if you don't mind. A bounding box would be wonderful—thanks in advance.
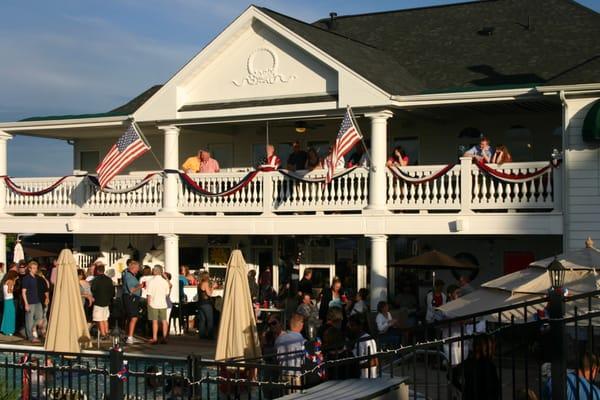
[182,20,337,106]
[134,6,389,122]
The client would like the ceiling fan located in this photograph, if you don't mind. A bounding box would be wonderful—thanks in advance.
[280,120,326,134]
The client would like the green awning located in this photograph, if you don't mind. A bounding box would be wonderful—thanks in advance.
[583,100,600,142]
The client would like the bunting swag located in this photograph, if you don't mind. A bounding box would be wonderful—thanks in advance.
[2,175,76,196]
[86,173,160,194]
[388,164,456,184]
[3,165,367,198]
[475,161,558,183]
[178,170,260,198]
[278,166,359,183]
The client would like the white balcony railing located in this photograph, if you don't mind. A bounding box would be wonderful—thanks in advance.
[386,164,462,211]
[2,159,561,216]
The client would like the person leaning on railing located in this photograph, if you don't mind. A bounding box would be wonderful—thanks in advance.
[463,136,494,163]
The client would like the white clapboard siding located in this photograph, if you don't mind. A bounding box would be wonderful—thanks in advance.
[565,96,600,251]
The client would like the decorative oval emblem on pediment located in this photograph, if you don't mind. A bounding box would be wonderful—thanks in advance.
[232,48,297,87]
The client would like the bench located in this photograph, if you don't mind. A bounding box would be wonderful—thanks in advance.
[279,377,409,400]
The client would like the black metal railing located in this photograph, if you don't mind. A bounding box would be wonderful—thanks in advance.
[1,290,599,399]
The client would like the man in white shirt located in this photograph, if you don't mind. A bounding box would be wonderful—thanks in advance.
[348,314,378,379]
[146,266,171,344]
[275,313,306,379]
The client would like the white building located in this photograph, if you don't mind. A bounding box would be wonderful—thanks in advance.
[0,1,598,309]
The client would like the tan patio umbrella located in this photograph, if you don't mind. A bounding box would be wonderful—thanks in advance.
[530,238,600,271]
[45,248,91,352]
[436,287,600,325]
[437,240,600,324]
[215,249,261,360]
[390,249,477,270]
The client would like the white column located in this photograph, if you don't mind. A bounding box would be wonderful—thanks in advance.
[365,110,393,213]
[0,233,6,270]
[0,131,13,215]
[159,125,180,214]
[162,233,180,303]
[459,156,473,214]
[368,234,388,311]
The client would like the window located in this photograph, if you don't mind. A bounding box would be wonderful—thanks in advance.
[208,143,233,169]
[252,144,266,166]
[277,143,293,166]
[80,151,99,172]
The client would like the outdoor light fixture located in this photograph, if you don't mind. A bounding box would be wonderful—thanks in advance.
[548,257,566,290]
[295,121,307,134]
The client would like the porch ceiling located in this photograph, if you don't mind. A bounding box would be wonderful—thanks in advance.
[404,97,561,121]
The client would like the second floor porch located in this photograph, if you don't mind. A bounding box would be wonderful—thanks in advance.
[2,157,561,217]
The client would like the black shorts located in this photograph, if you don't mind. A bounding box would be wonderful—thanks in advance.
[122,295,141,318]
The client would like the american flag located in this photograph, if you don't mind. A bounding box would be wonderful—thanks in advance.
[326,108,362,183]
[96,123,150,188]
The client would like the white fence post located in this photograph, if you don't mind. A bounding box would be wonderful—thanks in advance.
[263,173,274,215]
[460,157,473,214]
[553,163,562,212]
[0,131,12,216]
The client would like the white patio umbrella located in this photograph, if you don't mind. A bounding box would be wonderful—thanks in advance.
[45,248,91,352]
[13,239,24,263]
[215,249,261,360]
[437,239,600,324]
[530,238,600,271]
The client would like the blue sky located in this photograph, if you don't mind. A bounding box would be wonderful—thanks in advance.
[1,0,599,176]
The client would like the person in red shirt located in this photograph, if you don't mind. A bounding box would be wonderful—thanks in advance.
[262,144,281,169]
[386,146,409,167]
[426,279,446,322]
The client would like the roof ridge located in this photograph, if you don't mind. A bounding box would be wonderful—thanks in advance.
[257,6,385,52]
[311,0,491,22]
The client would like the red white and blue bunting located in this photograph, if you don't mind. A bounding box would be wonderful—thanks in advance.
[1,175,81,197]
[0,161,560,198]
[85,173,160,194]
[387,164,456,184]
[474,160,559,183]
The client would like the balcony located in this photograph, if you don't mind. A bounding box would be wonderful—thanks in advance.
[3,158,561,216]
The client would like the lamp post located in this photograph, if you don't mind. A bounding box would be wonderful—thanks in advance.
[548,257,566,400]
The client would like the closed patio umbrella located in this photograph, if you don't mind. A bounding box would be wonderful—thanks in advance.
[45,248,91,352]
[215,249,261,360]
[13,240,24,263]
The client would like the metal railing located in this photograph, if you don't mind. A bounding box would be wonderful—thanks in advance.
[1,290,595,399]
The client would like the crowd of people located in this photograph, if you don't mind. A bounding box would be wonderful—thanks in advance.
[0,259,179,346]
[180,141,372,175]
[179,136,512,177]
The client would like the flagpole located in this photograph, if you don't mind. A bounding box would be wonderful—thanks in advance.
[131,119,164,171]
[347,105,374,170]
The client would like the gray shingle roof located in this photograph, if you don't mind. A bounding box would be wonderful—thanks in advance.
[264,0,600,95]
[258,7,424,95]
